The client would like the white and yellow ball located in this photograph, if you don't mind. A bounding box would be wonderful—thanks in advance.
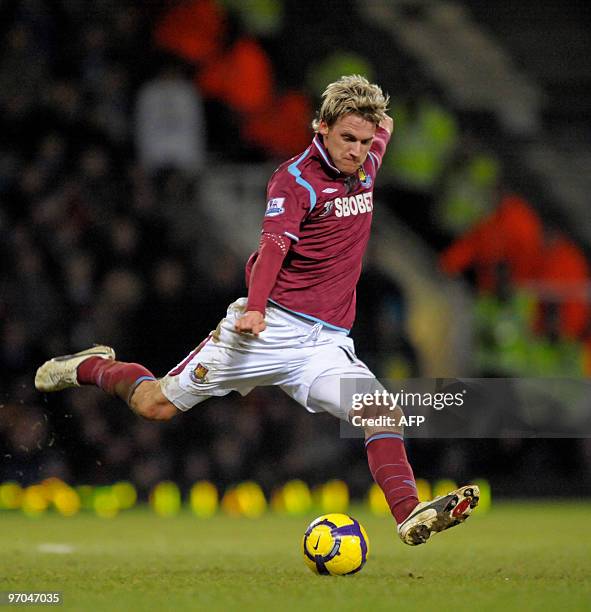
[302,513,369,576]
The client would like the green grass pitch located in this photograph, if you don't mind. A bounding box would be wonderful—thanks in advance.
[1,502,590,611]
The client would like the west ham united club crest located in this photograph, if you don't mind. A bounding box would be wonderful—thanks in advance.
[357,167,372,188]
[190,363,209,383]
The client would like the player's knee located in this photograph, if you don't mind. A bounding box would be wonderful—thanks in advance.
[131,381,178,421]
[351,403,405,437]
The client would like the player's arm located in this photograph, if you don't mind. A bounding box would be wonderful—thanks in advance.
[235,232,290,335]
[236,179,306,335]
[367,115,393,170]
[380,115,393,135]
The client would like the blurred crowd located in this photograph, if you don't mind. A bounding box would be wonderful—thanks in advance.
[380,90,591,376]
[1,0,589,497]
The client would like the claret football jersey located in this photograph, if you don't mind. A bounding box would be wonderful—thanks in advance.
[245,126,391,332]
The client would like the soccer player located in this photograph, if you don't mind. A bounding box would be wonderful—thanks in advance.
[35,76,478,545]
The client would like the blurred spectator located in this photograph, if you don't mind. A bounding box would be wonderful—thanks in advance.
[77,146,122,223]
[90,63,131,145]
[443,202,590,375]
[225,0,283,37]
[131,256,201,374]
[196,8,310,158]
[79,24,109,89]
[241,90,312,158]
[384,89,458,193]
[91,267,145,353]
[379,88,459,247]
[0,23,49,115]
[440,194,543,293]
[533,228,591,341]
[435,144,501,236]
[472,279,537,376]
[197,21,272,116]
[135,61,206,177]
[154,0,226,64]
[306,51,374,98]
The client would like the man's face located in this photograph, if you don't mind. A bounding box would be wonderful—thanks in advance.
[318,113,377,175]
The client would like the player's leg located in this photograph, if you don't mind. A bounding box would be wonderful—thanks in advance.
[355,391,479,544]
[279,334,422,527]
[127,378,178,421]
[306,374,419,524]
[35,345,179,421]
[357,397,422,527]
[306,372,479,545]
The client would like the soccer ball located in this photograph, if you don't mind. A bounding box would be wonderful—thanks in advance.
[302,513,369,575]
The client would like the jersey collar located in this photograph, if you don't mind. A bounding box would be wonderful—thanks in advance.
[312,134,341,175]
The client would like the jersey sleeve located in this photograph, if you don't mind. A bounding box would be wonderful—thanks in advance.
[260,171,307,243]
[367,125,391,173]
[245,233,289,314]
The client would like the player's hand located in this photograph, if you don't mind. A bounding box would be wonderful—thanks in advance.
[235,310,267,336]
[380,115,394,135]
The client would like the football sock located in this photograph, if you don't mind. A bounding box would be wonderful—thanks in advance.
[365,433,419,524]
[77,357,156,404]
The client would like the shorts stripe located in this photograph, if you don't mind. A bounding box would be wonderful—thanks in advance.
[167,335,211,377]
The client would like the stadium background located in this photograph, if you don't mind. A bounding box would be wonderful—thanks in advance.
[1,0,591,512]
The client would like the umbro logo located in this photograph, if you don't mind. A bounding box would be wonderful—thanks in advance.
[322,187,338,194]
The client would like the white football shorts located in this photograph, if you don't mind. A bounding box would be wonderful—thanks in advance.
[159,298,376,420]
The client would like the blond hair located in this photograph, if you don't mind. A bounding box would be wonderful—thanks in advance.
[312,75,389,131]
